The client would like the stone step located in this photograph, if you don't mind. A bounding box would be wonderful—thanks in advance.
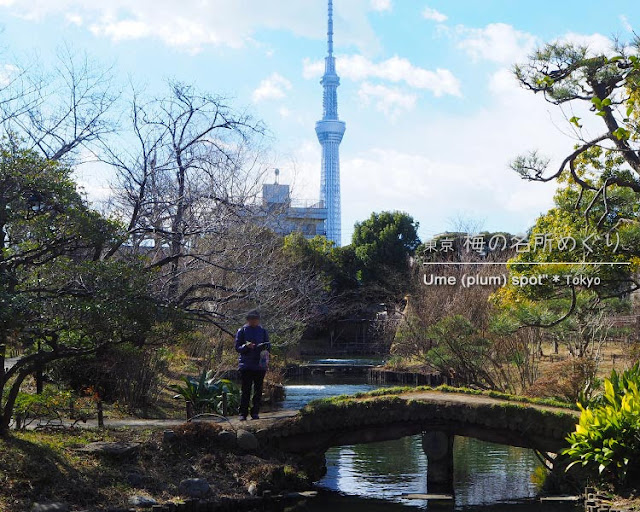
[540,496,580,502]
[401,493,454,501]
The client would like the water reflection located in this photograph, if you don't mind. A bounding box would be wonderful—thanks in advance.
[317,436,577,511]
[323,437,427,503]
[454,437,542,506]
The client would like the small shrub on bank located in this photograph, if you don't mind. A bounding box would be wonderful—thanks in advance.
[244,463,309,494]
[174,421,222,441]
[526,358,599,403]
[170,370,241,416]
[564,363,640,490]
[13,388,97,429]
[49,344,168,414]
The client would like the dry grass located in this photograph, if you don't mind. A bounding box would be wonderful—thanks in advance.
[0,424,308,512]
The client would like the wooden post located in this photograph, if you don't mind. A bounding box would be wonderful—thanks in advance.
[186,401,194,420]
[97,401,104,428]
[222,391,228,417]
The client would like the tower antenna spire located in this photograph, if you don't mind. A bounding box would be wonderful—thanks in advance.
[328,0,334,56]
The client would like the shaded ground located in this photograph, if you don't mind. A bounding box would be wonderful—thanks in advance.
[17,408,299,431]
[0,423,310,512]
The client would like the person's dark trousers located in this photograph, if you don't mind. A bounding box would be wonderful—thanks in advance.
[239,369,266,417]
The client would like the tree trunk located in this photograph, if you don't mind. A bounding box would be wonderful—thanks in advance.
[168,159,186,300]
[0,370,29,435]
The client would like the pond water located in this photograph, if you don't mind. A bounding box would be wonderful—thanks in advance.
[282,381,377,410]
[282,369,580,512]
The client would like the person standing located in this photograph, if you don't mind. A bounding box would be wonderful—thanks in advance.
[235,310,271,420]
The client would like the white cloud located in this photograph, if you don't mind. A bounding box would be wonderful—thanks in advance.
[0,63,19,86]
[488,68,519,96]
[304,54,462,97]
[452,23,613,66]
[252,73,292,103]
[90,19,150,41]
[0,0,383,54]
[73,151,114,210]
[65,12,82,26]
[302,58,325,80]
[620,15,633,33]
[339,145,555,242]
[358,82,417,119]
[455,23,538,64]
[370,0,392,12]
[422,6,447,23]
[279,107,291,118]
[560,32,613,55]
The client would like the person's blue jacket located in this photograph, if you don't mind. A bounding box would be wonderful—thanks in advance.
[235,324,271,371]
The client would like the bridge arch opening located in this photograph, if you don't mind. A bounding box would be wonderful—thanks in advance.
[317,432,551,505]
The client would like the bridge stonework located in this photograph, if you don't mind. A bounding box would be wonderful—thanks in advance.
[255,392,579,488]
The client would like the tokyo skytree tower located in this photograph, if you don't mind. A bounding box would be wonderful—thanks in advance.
[316,0,346,246]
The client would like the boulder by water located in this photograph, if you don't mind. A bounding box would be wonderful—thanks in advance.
[78,441,140,458]
[236,429,259,451]
[217,430,236,447]
[32,504,69,512]
[178,478,211,498]
[127,495,157,508]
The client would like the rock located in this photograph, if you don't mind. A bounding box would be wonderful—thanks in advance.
[247,482,258,496]
[295,491,318,498]
[178,478,210,498]
[217,430,236,447]
[126,471,145,487]
[236,429,259,451]
[284,491,319,501]
[163,429,176,442]
[32,504,69,512]
[78,441,140,458]
[127,495,157,508]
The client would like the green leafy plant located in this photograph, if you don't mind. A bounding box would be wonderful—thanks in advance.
[170,370,240,416]
[563,364,640,489]
[13,388,97,429]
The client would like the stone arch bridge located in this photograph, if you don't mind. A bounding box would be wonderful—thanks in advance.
[253,390,579,493]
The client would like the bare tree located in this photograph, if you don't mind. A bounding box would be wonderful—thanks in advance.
[102,81,324,340]
[1,45,118,162]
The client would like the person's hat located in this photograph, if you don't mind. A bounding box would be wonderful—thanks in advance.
[246,310,261,319]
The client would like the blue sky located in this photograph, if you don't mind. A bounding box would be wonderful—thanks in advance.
[0,0,636,244]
